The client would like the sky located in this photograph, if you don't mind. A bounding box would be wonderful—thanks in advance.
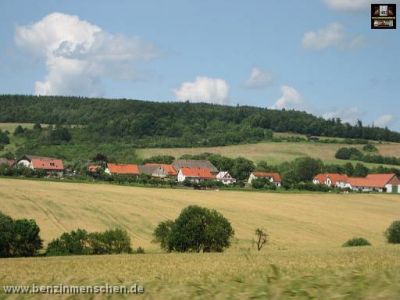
[0,0,399,130]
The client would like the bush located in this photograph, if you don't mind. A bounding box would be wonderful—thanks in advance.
[335,147,363,160]
[342,237,371,247]
[136,247,145,254]
[385,220,400,244]
[0,212,43,258]
[363,144,378,153]
[46,228,132,256]
[153,205,234,253]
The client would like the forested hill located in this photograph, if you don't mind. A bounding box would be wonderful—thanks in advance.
[1,95,399,147]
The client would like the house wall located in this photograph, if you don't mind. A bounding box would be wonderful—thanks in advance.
[18,159,32,169]
[177,170,186,182]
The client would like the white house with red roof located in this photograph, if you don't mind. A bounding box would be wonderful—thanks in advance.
[105,163,140,176]
[177,167,215,183]
[248,172,282,187]
[313,172,400,193]
[216,171,236,185]
[313,173,349,189]
[17,155,64,176]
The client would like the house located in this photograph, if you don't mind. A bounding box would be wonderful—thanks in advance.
[172,160,218,174]
[0,158,15,167]
[346,174,400,193]
[144,163,177,178]
[105,163,139,176]
[313,173,349,189]
[87,164,101,173]
[139,164,170,179]
[17,155,64,176]
[216,171,236,185]
[177,167,215,183]
[248,172,281,187]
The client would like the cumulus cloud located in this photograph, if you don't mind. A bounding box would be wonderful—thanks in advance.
[324,0,399,12]
[374,114,394,128]
[271,85,303,110]
[323,107,364,124]
[173,76,229,104]
[245,67,274,89]
[15,12,159,96]
[302,23,365,50]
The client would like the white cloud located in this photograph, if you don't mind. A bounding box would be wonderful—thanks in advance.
[324,0,399,12]
[173,76,229,105]
[245,67,274,89]
[323,107,364,124]
[16,12,159,96]
[374,114,394,128]
[271,85,303,110]
[302,23,365,50]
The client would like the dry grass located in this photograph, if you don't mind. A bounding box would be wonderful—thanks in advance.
[1,178,399,250]
[137,141,400,165]
[1,178,400,299]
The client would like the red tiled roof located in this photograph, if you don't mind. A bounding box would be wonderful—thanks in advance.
[145,163,177,176]
[252,172,281,182]
[313,173,348,185]
[348,173,397,188]
[31,157,64,170]
[180,167,215,179]
[107,163,139,175]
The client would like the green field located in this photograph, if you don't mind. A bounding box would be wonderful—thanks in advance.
[1,178,400,298]
[138,141,400,166]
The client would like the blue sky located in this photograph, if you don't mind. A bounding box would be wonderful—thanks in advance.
[0,0,399,130]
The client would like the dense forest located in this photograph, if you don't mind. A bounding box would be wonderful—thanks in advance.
[1,95,400,148]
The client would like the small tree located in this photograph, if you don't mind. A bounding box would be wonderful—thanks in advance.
[385,220,400,244]
[11,219,43,257]
[254,228,268,251]
[154,206,234,253]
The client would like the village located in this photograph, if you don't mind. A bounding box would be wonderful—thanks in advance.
[1,154,399,193]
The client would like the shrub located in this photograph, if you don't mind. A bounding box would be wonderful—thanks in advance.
[154,205,234,253]
[46,229,90,256]
[385,220,400,244]
[136,247,145,254]
[363,144,378,153]
[343,237,371,247]
[46,228,132,256]
[0,212,43,258]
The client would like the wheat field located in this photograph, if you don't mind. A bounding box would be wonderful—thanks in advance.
[1,178,400,299]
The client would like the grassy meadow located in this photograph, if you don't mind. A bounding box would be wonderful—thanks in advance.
[1,178,400,298]
[137,141,400,166]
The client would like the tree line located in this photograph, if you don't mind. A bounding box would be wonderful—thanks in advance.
[1,95,400,148]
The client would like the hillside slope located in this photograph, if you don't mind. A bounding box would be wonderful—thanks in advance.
[1,178,399,250]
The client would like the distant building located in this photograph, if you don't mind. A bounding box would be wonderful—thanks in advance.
[248,172,281,187]
[313,173,349,189]
[313,172,400,193]
[144,163,178,178]
[177,167,215,183]
[346,174,400,193]
[105,163,139,176]
[17,155,64,176]
[87,164,101,173]
[172,160,218,174]
[0,158,15,167]
[216,171,236,185]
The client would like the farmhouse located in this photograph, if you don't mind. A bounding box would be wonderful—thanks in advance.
[17,155,64,176]
[105,163,139,176]
[313,173,349,189]
[87,164,101,173]
[172,160,218,174]
[346,174,400,193]
[144,163,177,178]
[0,158,15,167]
[177,167,215,183]
[216,171,236,185]
[248,172,282,187]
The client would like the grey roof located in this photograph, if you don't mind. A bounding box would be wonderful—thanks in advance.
[138,164,159,175]
[172,160,218,173]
